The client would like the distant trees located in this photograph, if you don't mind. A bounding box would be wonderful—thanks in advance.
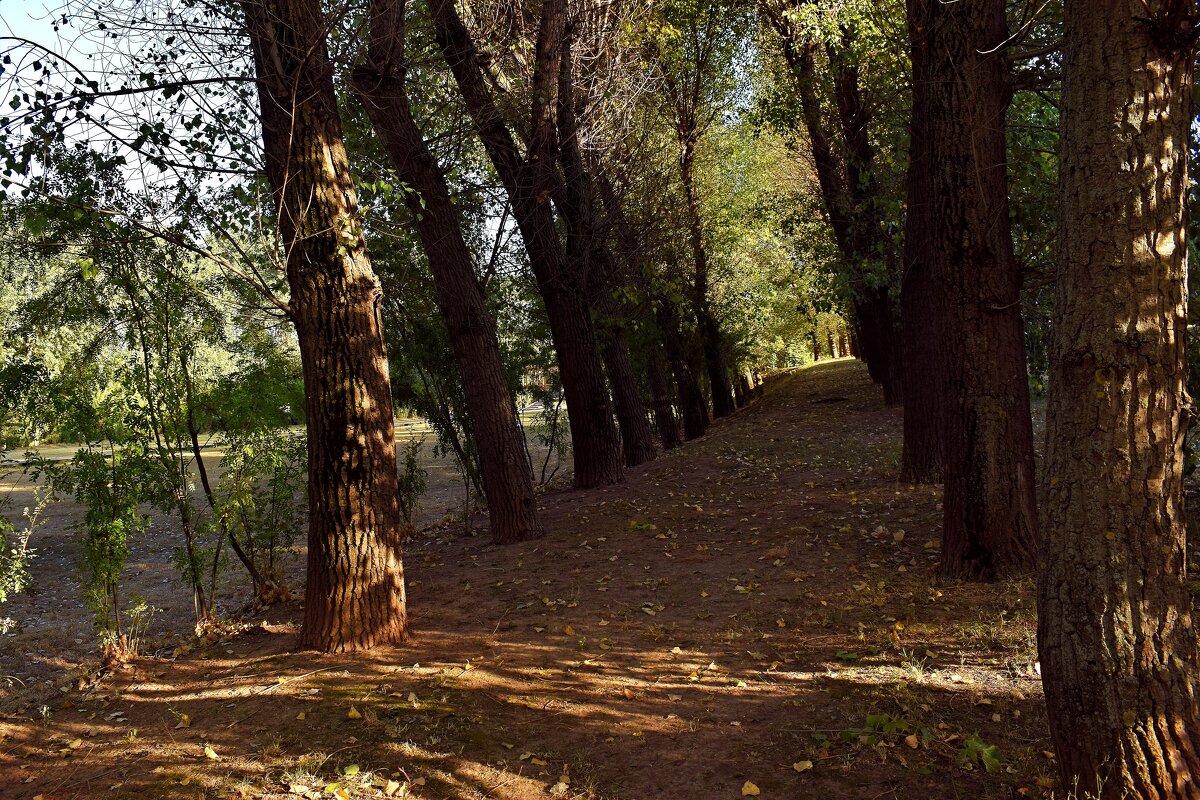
[351,0,543,544]
[1039,1,1200,795]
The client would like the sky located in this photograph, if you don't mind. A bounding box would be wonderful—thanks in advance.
[0,0,57,44]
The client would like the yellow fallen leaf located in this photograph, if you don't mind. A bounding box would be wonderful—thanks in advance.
[793,760,813,772]
[904,734,919,749]
[174,713,190,729]
[203,745,220,761]
[530,757,547,766]
[383,779,401,796]
[333,789,350,800]
[742,780,761,796]
[564,625,576,636]
[68,738,83,750]
[296,711,306,721]
[343,764,360,776]
[346,706,362,720]
[288,784,309,795]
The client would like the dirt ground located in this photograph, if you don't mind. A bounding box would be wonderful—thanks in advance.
[1,360,1062,799]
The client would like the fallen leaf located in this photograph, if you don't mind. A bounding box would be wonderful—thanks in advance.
[203,745,220,761]
[793,760,813,773]
[346,706,362,720]
[174,714,190,729]
[742,780,761,796]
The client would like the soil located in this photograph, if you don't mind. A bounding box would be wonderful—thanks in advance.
[0,360,1060,800]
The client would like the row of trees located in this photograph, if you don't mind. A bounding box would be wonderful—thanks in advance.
[1,0,822,650]
[3,0,1198,794]
[770,0,1199,796]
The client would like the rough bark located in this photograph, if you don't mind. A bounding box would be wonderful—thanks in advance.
[928,0,1038,579]
[351,1,542,545]
[243,0,407,651]
[899,0,945,484]
[1038,3,1200,796]
[429,0,623,488]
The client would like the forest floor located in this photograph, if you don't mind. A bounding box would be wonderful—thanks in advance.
[0,360,1061,800]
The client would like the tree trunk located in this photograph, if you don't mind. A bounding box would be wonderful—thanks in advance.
[351,6,542,545]
[556,36,656,468]
[1038,3,1200,796]
[763,12,903,404]
[655,290,710,439]
[596,169,708,441]
[243,0,407,651]
[678,135,734,419]
[927,0,1038,580]
[429,0,623,489]
[899,0,945,484]
[645,351,681,450]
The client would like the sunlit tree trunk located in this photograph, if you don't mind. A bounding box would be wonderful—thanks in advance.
[928,0,1037,579]
[351,0,542,545]
[243,0,407,651]
[1038,3,1200,796]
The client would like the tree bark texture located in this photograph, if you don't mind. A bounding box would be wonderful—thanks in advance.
[243,0,407,651]
[1039,2,1200,796]
[351,3,543,545]
[899,0,945,484]
[429,0,624,488]
[928,0,1038,579]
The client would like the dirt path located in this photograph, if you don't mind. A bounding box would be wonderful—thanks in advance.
[0,361,1055,799]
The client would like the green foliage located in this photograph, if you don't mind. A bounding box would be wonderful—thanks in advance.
[957,733,1002,773]
[35,443,156,639]
[397,438,428,527]
[216,429,307,580]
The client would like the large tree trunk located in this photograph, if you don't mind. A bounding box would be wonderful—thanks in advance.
[429,0,623,489]
[243,0,407,651]
[678,135,735,419]
[351,5,542,545]
[1038,3,1200,796]
[927,0,1038,579]
[899,0,944,484]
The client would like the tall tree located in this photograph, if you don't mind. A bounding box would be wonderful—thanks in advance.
[428,0,625,488]
[898,0,943,483]
[243,0,408,650]
[927,0,1037,579]
[351,0,543,544]
[648,0,742,418]
[761,2,904,406]
[556,33,657,467]
[1039,1,1200,795]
